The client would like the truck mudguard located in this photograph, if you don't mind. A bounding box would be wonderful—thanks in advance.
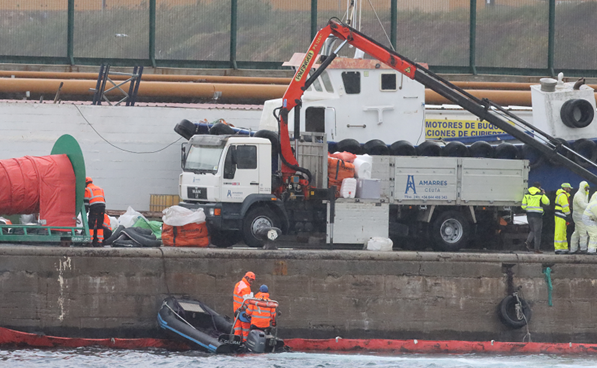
[240,194,289,233]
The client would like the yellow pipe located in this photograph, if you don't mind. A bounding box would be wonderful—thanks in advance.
[0,70,291,85]
[1,77,596,107]
[0,78,288,100]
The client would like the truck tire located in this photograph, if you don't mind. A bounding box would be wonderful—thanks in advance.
[210,229,242,248]
[242,206,281,248]
[431,211,470,252]
[497,294,532,329]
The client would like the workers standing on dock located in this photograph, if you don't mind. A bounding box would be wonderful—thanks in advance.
[248,285,276,334]
[554,183,572,254]
[522,182,550,254]
[583,193,597,254]
[84,177,106,247]
[570,181,590,254]
[233,271,255,344]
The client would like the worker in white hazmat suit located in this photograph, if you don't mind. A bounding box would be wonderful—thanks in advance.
[582,192,597,254]
[570,181,590,253]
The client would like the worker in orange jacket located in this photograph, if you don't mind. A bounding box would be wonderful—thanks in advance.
[102,213,112,245]
[84,177,106,247]
[232,271,255,343]
[247,285,277,334]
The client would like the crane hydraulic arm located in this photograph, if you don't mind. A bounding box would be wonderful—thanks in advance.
[279,18,597,186]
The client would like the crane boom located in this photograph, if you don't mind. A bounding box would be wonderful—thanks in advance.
[279,18,597,186]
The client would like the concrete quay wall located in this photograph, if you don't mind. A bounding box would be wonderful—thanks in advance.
[1,246,596,343]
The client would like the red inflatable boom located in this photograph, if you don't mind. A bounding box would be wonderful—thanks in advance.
[0,154,76,227]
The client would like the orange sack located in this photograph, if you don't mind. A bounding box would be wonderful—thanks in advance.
[162,222,209,247]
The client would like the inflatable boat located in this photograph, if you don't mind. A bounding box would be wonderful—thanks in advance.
[157,296,285,354]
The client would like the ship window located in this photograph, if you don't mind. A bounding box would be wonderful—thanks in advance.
[305,107,325,133]
[341,71,360,94]
[308,71,323,92]
[321,71,334,92]
[381,74,397,91]
[236,145,257,169]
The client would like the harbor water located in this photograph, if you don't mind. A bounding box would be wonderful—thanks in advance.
[1,348,597,368]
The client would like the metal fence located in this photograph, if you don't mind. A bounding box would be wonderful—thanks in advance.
[1,0,596,77]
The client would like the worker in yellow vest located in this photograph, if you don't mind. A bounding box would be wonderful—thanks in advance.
[521,182,550,253]
[554,183,572,254]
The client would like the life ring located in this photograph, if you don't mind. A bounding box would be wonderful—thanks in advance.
[364,139,389,155]
[497,294,532,329]
[522,144,545,169]
[572,138,597,167]
[416,141,441,156]
[560,99,594,128]
[494,143,518,159]
[442,141,468,157]
[469,141,493,158]
[390,140,416,156]
[336,138,362,154]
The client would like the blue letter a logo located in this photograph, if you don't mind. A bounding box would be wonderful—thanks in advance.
[405,175,416,194]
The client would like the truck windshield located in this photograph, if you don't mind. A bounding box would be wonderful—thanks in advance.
[184,145,224,174]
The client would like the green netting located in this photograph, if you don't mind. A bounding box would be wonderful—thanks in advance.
[554,2,597,70]
[0,6,67,57]
[236,0,312,63]
[476,0,548,69]
[74,0,149,59]
[156,0,230,61]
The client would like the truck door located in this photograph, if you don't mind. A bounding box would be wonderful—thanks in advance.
[221,144,260,202]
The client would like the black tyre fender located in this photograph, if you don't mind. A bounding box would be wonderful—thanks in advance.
[547,138,572,166]
[416,141,441,156]
[364,139,389,155]
[210,229,242,248]
[522,144,545,169]
[104,225,124,245]
[442,141,468,157]
[209,122,236,135]
[254,130,280,156]
[430,210,470,252]
[121,228,162,247]
[336,138,362,154]
[389,140,416,156]
[498,294,532,329]
[494,143,518,159]
[469,141,493,158]
[174,119,198,140]
[242,206,281,248]
[572,138,597,167]
[560,99,594,128]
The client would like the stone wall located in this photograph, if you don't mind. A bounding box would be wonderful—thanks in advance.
[1,246,596,343]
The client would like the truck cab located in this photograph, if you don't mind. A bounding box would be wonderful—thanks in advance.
[180,134,286,248]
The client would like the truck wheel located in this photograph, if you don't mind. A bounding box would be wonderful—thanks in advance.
[242,207,280,248]
[210,229,242,248]
[431,211,469,252]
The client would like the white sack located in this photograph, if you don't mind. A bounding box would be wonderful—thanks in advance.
[162,205,206,226]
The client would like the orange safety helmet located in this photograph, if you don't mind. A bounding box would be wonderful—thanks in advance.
[86,177,93,185]
[244,271,256,281]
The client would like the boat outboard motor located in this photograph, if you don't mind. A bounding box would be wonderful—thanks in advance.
[245,329,268,353]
